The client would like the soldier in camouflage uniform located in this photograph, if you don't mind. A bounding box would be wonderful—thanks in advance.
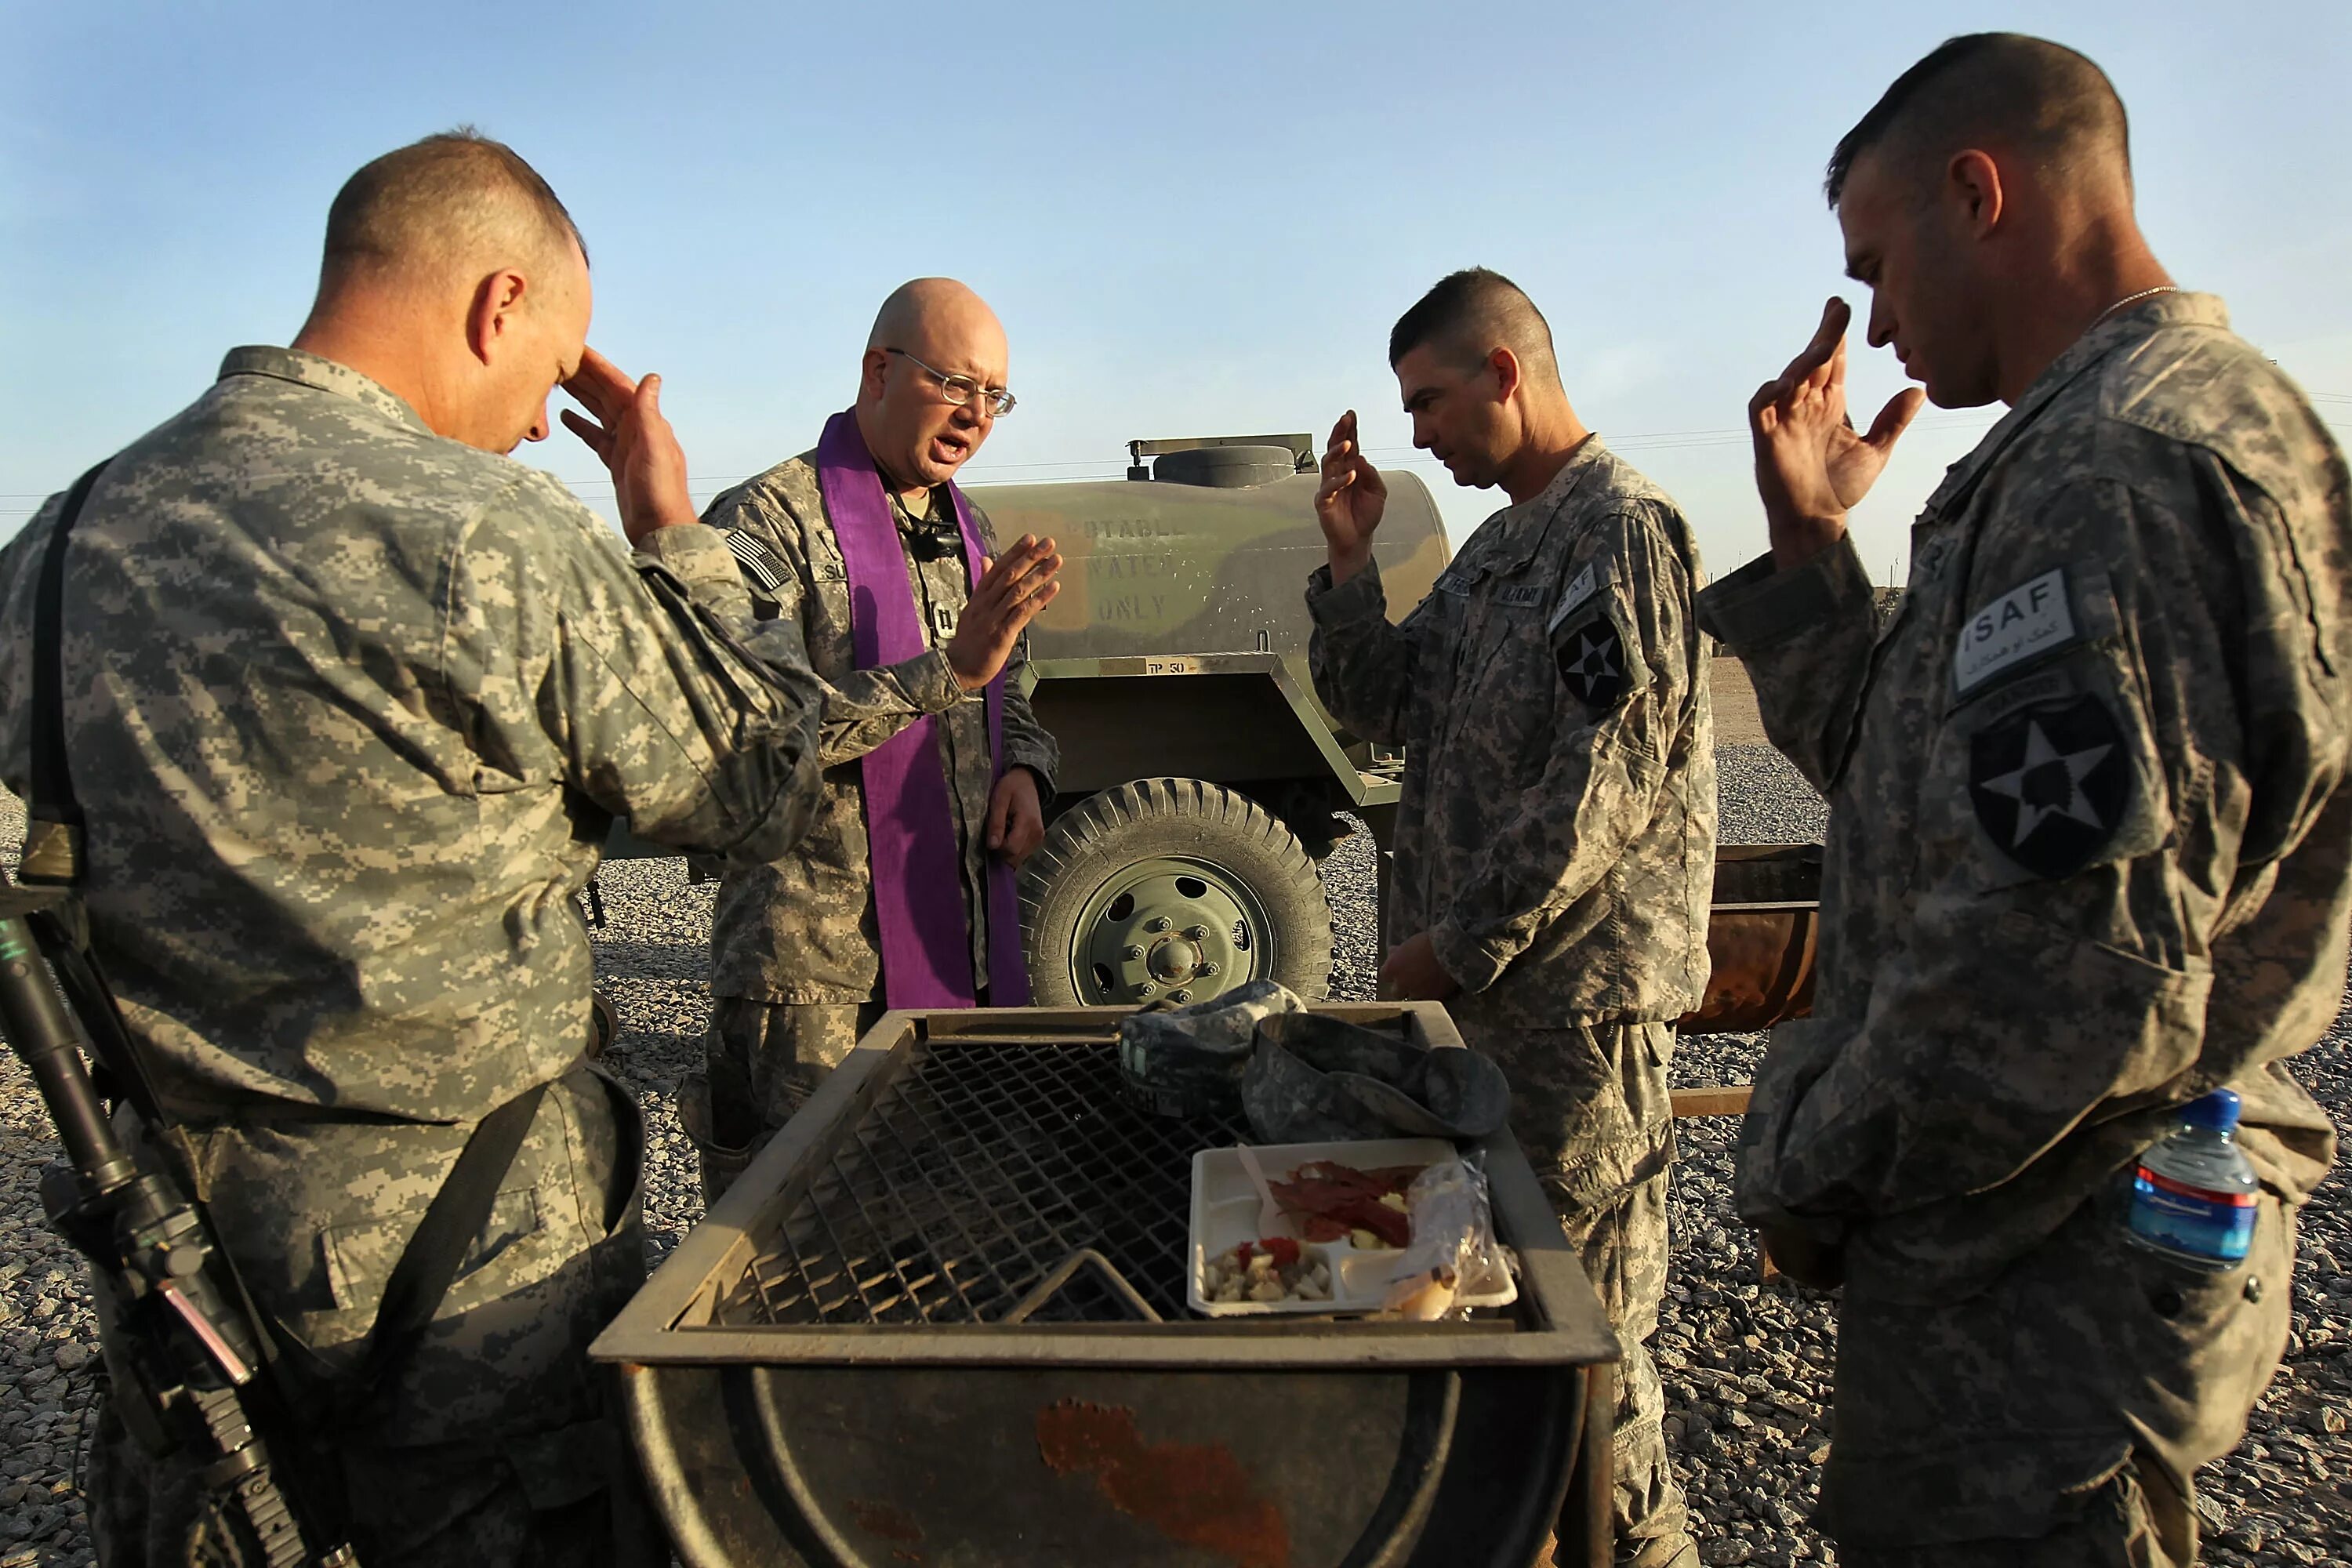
[0,133,830,1566]
[1701,35,2349,1566]
[686,279,1061,1198]
[1307,270,1715,1568]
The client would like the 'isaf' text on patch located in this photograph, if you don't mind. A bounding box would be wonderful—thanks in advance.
[1954,568,2078,695]
[1548,561,1606,633]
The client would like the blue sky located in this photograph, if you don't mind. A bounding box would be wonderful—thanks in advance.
[5,2,2347,583]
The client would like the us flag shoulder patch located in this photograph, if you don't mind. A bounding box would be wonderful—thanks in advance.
[724,529,790,596]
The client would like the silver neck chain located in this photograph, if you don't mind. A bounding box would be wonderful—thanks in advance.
[2092,283,2179,326]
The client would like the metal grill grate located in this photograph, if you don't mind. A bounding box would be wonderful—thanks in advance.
[717,1036,1252,1327]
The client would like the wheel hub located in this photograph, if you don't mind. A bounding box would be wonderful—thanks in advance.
[1148,937,1201,982]
[1073,858,1269,1006]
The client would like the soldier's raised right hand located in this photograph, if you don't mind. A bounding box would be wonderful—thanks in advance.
[947,535,1062,692]
[1748,298,1922,569]
[1315,409,1387,586]
[561,347,699,544]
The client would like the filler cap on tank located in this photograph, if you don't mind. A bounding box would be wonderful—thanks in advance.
[1126,434,1314,488]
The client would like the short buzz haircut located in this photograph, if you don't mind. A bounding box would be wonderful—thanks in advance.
[1826,33,2131,208]
[1388,267,1559,384]
[319,127,586,288]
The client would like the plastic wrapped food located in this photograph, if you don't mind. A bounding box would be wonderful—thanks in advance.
[1380,1156,1502,1320]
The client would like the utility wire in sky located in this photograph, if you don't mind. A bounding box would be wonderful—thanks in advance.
[6,404,2350,517]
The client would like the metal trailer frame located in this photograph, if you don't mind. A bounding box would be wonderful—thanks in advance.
[596,1002,1623,1568]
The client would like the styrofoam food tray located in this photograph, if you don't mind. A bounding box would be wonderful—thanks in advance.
[1187,1138,1519,1316]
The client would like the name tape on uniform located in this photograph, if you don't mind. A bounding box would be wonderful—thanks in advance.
[1434,563,1480,597]
[1955,568,2078,695]
[1548,560,1609,633]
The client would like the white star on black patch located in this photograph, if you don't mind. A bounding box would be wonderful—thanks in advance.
[1556,617,1631,708]
[1975,718,2113,846]
[1965,694,2132,879]
[1568,631,1618,684]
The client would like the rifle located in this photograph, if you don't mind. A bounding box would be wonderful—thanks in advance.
[0,871,358,1566]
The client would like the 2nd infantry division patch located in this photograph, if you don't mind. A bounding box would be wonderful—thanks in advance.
[1557,616,1631,710]
[1967,694,2133,878]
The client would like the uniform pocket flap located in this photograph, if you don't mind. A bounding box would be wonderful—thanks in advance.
[321,1185,546,1316]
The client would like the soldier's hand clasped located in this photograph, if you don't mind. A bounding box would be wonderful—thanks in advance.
[985,766,1047,867]
[561,346,699,544]
[946,535,1062,692]
[1375,931,1461,1003]
[1747,298,1922,569]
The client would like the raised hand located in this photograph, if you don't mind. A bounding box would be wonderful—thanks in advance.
[1315,410,1388,585]
[561,347,698,544]
[947,535,1062,691]
[1748,299,1924,568]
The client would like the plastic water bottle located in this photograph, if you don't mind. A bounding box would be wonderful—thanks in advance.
[2125,1089,2259,1269]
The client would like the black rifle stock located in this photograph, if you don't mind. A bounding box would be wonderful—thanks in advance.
[0,873,358,1567]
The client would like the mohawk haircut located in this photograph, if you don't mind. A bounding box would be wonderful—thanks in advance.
[320,127,586,286]
[1826,33,2132,209]
[1388,267,1560,386]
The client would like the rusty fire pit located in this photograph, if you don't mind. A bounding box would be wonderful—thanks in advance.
[593,1002,1621,1568]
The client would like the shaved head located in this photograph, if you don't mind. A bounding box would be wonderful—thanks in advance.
[856,278,1011,495]
[1828,34,2131,209]
[293,129,592,455]
[1828,33,2169,408]
[318,128,586,296]
[1388,268,1585,500]
[1388,268,1560,388]
[867,277,1004,358]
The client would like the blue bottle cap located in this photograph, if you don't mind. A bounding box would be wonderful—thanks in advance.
[2182,1089,2241,1131]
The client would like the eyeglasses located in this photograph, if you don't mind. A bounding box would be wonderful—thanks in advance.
[886,348,1016,418]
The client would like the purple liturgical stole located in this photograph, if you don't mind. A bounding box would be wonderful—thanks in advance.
[816,410,1030,1009]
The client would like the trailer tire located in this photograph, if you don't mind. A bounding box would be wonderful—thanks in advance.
[1021,778,1333,1007]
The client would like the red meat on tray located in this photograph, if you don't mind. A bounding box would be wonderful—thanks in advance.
[1269,1160,1423,1248]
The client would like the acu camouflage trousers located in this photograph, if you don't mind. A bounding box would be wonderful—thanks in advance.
[1825,1181,2296,1564]
[1454,1013,1693,1568]
[683,996,881,1203]
[86,1067,664,1568]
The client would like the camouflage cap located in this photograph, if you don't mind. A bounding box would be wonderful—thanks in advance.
[1243,1012,1512,1145]
[1116,980,1307,1120]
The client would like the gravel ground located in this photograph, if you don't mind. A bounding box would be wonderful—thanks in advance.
[1,753,2346,1565]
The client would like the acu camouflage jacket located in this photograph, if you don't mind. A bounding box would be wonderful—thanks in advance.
[0,347,828,1124]
[1702,293,2351,1299]
[1306,437,1715,1029]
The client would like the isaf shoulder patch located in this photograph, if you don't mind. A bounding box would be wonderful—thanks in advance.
[1556,612,1632,710]
[1954,567,2082,697]
[1967,694,2134,878]
[1547,559,1607,633]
